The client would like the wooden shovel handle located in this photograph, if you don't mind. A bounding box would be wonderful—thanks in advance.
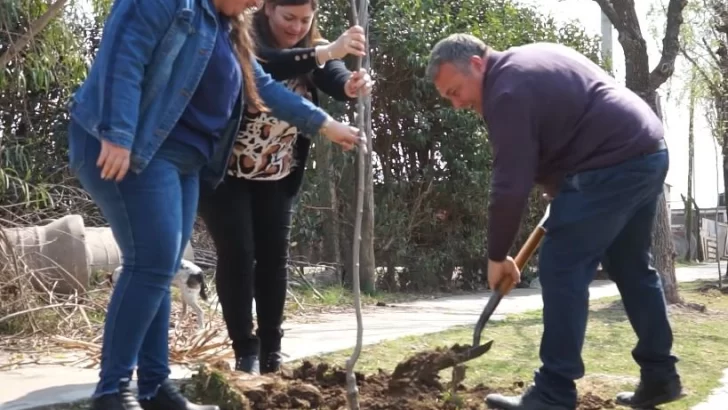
[496,225,547,295]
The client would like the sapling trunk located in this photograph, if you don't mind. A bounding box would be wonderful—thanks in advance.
[345,0,368,408]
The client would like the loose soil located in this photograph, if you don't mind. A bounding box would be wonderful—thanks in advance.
[184,345,615,409]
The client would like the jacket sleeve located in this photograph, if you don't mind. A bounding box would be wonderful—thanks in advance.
[96,0,178,149]
[253,59,328,137]
[312,59,354,102]
[256,45,323,80]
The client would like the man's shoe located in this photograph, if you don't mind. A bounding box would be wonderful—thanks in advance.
[615,376,685,408]
[234,354,260,375]
[90,379,142,410]
[138,379,219,410]
[485,386,571,410]
[259,350,282,374]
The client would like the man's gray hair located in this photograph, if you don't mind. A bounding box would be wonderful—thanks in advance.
[426,33,488,82]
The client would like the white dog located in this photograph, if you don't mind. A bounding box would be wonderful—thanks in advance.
[110,259,209,330]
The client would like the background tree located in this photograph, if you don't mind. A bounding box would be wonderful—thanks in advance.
[1,0,602,293]
[303,0,603,290]
[679,0,727,218]
[684,68,697,261]
[594,0,687,304]
[662,0,727,275]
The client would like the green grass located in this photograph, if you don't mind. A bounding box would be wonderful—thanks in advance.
[301,280,728,409]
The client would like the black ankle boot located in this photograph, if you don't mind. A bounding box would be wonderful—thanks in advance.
[259,350,282,374]
[138,379,219,410]
[615,376,685,408]
[485,385,571,410]
[91,379,142,410]
[235,354,260,375]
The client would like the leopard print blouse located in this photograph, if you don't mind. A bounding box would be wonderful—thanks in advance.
[227,78,314,180]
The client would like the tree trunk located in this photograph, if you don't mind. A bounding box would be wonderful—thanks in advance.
[650,91,681,304]
[686,75,696,261]
[721,92,728,263]
[596,0,686,304]
[358,127,376,294]
[653,193,680,302]
[691,198,704,262]
[358,26,376,294]
[315,141,342,277]
[681,194,692,261]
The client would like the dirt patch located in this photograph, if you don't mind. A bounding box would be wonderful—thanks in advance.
[578,392,615,410]
[184,357,615,409]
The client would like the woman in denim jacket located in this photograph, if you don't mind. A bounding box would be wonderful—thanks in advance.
[66,0,361,408]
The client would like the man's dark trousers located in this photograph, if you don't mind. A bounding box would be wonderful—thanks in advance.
[533,149,678,407]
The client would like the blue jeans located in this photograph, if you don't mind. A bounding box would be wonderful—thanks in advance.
[68,121,206,399]
[533,149,678,407]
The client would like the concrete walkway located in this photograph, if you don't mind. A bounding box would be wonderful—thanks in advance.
[692,368,728,410]
[0,263,722,409]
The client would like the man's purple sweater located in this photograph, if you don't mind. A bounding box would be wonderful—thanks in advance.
[481,42,665,262]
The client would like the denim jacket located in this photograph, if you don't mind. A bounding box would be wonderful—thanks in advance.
[68,0,328,187]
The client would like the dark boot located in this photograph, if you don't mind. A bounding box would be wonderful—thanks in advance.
[234,354,260,375]
[259,350,282,374]
[615,376,685,408]
[138,379,219,410]
[91,380,142,410]
[257,327,283,374]
[485,386,571,410]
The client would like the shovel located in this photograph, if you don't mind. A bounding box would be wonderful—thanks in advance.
[441,204,551,368]
[395,206,551,382]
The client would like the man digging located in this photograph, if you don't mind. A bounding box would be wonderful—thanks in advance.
[426,34,685,410]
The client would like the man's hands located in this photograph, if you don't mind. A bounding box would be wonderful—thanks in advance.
[487,257,520,295]
[97,139,131,182]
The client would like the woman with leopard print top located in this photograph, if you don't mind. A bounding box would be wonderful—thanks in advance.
[198,0,373,375]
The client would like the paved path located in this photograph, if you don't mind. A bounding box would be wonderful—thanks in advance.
[692,368,728,410]
[0,263,722,409]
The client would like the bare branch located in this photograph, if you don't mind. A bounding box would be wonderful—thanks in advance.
[680,48,720,102]
[701,37,723,68]
[593,0,624,32]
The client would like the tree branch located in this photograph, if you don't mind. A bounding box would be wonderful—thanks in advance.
[596,0,651,89]
[0,0,68,70]
[712,0,728,34]
[649,0,688,91]
[593,0,624,32]
[680,47,719,91]
[701,37,723,68]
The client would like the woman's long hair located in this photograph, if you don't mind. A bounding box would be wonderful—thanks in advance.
[229,14,267,112]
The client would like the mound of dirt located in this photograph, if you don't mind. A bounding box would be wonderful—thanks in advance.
[184,353,615,410]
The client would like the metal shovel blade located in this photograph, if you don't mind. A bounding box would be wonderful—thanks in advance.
[453,339,495,363]
[420,339,495,376]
